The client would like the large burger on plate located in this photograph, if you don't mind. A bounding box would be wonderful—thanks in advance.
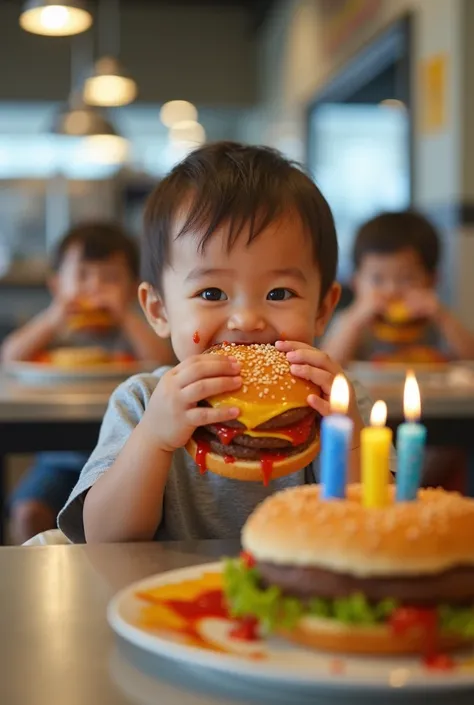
[223,484,474,655]
[185,343,321,485]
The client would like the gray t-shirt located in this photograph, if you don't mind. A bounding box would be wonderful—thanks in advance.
[57,367,381,543]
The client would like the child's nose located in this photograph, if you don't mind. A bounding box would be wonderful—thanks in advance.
[227,307,266,332]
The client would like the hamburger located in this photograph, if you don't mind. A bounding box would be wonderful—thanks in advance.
[49,346,112,368]
[185,343,321,485]
[223,484,474,655]
[67,299,115,334]
[373,299,427,345]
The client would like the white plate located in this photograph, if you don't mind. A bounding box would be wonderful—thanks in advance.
[4,360,154,384]
[108,562,474,694]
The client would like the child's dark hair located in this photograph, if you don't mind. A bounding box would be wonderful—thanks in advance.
[353,211,440,274]
[142,141,338,299]
[53,221,139,279]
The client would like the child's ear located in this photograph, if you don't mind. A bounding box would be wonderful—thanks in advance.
[314,282,341,337]
[138,283,170,338]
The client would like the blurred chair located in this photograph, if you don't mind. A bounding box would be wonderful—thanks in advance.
[22,528,71,546]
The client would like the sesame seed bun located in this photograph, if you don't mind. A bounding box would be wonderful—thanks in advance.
[242,484,474,577]
[185,343,322,483]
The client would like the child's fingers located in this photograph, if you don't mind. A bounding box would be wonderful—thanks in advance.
[275,340,313,353]
[285,347,340,375]
[307,394,331,417]
[175,356,240,388]
[290,364,334,396]
[182,375,242,405]
[187,404,240,427]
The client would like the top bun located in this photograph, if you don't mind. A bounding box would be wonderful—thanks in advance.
[242,484,474,577]
[67,300,114,332]
[204,343,319,429]
[383,300,413,325]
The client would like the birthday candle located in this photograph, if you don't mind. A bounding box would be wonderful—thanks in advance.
[320,374,354,500]
[396,371,427,501]
[361,401,392,508]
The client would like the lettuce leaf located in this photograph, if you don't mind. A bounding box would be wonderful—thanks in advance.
[223,558,474,638]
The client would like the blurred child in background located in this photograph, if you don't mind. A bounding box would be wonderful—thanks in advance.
[324,210,474,489]
[2,221,173,543]
[324,211,474,365]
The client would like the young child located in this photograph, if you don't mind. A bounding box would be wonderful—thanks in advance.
[324,211,474,366]
[57,142,382,544]
[3,221,173,544]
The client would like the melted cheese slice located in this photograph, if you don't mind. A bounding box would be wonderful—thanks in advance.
[209,395,304,432]
[244,428,293,442]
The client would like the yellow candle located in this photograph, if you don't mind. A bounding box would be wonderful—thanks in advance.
[361,401,392,508]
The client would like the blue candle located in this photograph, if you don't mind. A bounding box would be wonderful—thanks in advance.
[320,375,354,500]
[396,371,427,502]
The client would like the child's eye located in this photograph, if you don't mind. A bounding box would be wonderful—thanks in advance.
[267,288,294,301]
[198,288,228,301]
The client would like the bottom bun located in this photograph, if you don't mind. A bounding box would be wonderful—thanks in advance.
[279,616,471,655]
[185,436,320,482]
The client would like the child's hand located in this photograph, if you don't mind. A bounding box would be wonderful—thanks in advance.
[349,289,391,325]
[404,289,441,320]
[275,340,364,432]
[142,355,242,452]
[47,294,79,329]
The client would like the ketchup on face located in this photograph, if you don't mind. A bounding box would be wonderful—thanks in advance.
[193,331,201,344]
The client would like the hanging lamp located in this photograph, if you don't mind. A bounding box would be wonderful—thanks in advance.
[84,0,137,107]
[53,36,129,166]
[20,0,92,37]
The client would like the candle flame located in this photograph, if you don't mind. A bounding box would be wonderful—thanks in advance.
[330,374,350,414]
[370,400,387,427]
[404,370,421,422]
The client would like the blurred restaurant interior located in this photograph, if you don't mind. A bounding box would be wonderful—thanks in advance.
[3,0,474,703]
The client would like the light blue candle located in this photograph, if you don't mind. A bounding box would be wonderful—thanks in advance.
[396,422,427,501]
[321,414,354,499]
[396,371,427,501]
[321,375,354,499]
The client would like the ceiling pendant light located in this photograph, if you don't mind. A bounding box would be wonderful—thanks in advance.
[19,0,92,37]
[53,98,129,165]
[84,0,137,107]
[52,38,129,166]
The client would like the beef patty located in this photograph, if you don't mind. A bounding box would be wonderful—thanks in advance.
[195,424,318,460]
[257,561,474,607]
[200,404,314,431]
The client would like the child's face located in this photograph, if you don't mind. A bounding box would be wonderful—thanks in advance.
[353,247,435,300]
[51,244,136,306]
[141,214,340,361]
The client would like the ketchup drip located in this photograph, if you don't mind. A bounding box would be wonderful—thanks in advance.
[213,425,242,445]
[260,453,286,486]
[195,439,211,475]
[224,455,235,464]
[193,330,201,344]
